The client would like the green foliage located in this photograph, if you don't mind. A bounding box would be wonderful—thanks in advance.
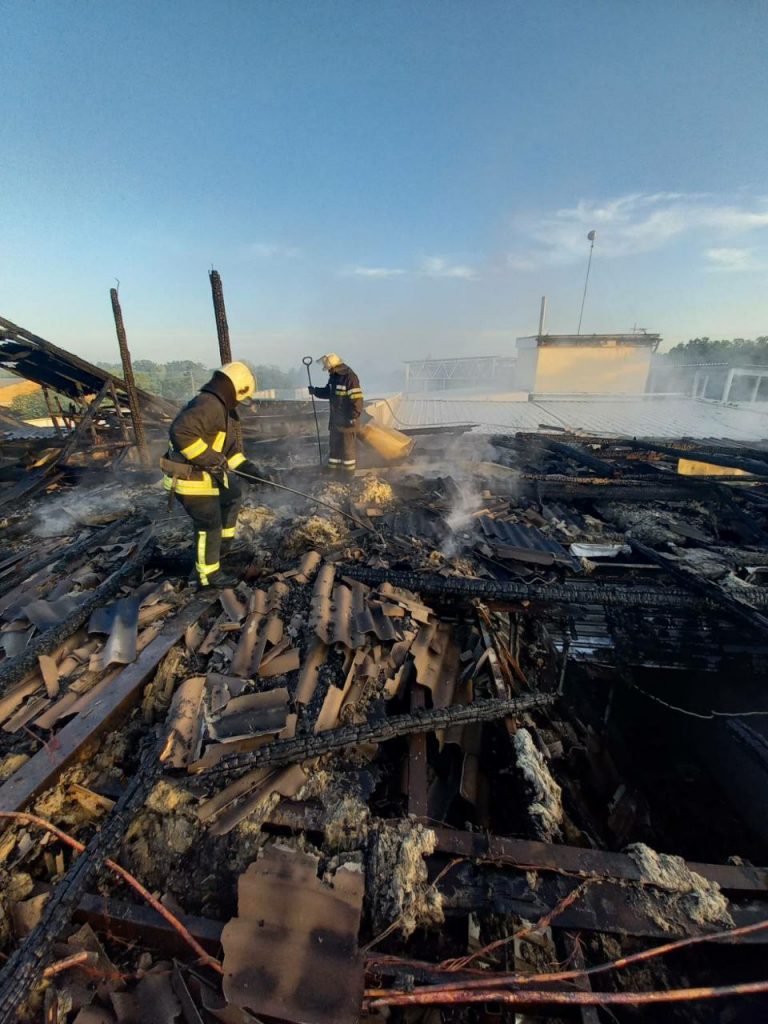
[95,359,302,399]
[665,337,768,365]
[10,390,53,420]
[241,361,303,391]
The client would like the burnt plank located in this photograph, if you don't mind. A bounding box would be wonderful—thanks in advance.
[0,595,215,815]
[431,827,768,896]
[75,894,223,957]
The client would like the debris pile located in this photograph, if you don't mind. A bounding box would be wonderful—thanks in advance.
[0,418,766,1020]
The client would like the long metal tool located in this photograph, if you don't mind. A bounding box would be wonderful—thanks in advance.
[303,355,323,466]
[233,468,370,529]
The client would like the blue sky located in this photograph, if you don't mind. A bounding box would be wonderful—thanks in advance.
[2,1,767,388]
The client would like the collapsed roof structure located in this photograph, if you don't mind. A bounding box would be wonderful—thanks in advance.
[0,316,768,1022]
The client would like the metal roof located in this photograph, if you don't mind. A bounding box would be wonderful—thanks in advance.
[391,394,768,442]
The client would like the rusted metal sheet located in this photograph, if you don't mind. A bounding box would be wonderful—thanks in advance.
[221,847,364,1024]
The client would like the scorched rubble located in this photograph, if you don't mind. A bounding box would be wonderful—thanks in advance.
[0,430,767,1022]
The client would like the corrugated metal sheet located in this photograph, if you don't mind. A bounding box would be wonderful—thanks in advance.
[381,508,448,545]
[394,396,561,432]
[393,394,768,442]
[477,517,577,567]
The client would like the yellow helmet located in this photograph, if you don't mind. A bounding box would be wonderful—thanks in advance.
[317,352,342,372]
[220,362,257,402]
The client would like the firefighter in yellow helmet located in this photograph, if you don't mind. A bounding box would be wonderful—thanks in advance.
[161,362,265,588]
[308,353,364,474]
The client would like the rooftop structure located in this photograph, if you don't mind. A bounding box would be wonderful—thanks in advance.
[517,332,661,396]
[404,354,516,393]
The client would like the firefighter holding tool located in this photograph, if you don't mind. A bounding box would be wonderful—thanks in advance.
[161,362,267,588]
[308,353,364,475]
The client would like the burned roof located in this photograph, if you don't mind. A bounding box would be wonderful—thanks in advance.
[0,315,177,419]
[0,424,766,1020]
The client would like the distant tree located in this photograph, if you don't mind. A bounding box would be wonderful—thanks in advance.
[242,360,303,391]
[95,358,302,397]
[665,337,768,364]
[10,391,52,420]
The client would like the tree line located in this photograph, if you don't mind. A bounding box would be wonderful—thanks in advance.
[95,359,303,399]
[7,359,303,419]
[662,337,768,365]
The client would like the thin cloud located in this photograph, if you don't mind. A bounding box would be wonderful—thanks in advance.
[348,266,407,278]
[345,256,478,280]
[420,257,478,280]
[704,247,767,272]
[508,192,768,270]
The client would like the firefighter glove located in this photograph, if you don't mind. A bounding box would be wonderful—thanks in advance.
[237,459,272,483]
[208,455,230,487]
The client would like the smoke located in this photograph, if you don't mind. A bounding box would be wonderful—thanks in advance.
[32,485,134,538]
[410,435,506,559]
[441,477,483,558]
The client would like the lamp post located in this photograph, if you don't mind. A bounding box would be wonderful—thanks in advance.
[577,230,597,335]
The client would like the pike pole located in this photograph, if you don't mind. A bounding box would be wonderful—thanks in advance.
[303,355,323,467]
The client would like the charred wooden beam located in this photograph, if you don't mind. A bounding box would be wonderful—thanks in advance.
[510,432,768,467]
[208,269,242,448]
[337,565,703,609]
[55,379,111,466]
[200,693,556,779]
[42,387,62,436]
[429,827,768,895]
[438,862,768,941]
[109,288,149,464]
[542,439,617,477]
[628,538,768,637]
[209,269,232,365]
[75,893,223,957]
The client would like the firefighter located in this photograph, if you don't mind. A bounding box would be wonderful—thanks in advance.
[161,362,265,588]
[308,353,364,474]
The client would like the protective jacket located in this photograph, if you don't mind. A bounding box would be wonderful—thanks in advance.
[163,373,248,496]
[312,363,364,428]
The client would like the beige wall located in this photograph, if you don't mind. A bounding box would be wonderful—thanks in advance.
[535,345,652,395]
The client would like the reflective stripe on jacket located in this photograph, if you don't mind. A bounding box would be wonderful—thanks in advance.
[313,363,364,427]
[163,380,247,497]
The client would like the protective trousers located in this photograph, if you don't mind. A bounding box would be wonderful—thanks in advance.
[329,427,356,474]
[175,477,242,584]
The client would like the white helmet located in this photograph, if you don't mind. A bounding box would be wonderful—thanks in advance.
[220,362,257,402]
[317,352,342,373]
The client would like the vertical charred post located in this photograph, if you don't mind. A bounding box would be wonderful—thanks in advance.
[209,268,243,447]
[209,269,232,365]
[42,386,62,436]
[109,287,149,465]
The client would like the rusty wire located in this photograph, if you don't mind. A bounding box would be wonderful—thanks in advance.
[438,880,592,972]
[0,812,223,975]
[366,914,768,1004]
[366,979,768,1009]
